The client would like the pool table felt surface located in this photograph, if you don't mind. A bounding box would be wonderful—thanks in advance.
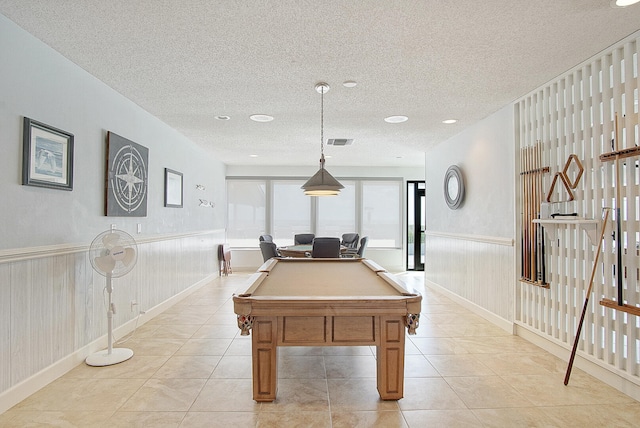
[240,258,416,298]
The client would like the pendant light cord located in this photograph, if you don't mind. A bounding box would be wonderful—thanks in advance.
[320,85,325,168]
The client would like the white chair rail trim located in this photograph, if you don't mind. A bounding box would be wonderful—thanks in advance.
[0,229,225,264]
[425,230,514,247]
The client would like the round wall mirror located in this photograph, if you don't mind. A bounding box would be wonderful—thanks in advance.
[443,165,465,209]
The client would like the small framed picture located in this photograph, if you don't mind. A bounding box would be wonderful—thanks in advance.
[22,117,74,190]
[164,168,183,208]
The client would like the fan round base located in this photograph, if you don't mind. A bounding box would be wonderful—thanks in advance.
[85,347,134,367]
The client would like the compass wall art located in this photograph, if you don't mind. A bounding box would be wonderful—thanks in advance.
[106,132,149,217]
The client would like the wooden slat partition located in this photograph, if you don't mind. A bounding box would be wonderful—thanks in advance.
[515,33,640,385]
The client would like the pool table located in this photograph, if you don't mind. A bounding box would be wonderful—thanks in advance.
[233,257,421,402]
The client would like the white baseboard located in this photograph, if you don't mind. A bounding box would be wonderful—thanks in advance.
[516,323,640,403]
[425,279,640,403]
[0,273,216,414]
[424,279,514,334]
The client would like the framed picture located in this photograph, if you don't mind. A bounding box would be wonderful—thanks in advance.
[164,168,183,208]
[22,117,74,190]
[106,132,149,217]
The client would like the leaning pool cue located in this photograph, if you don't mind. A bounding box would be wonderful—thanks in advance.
[520,147,526,278]
[538,142,547,284]
[614,114,623,305]
[564,208,611,385]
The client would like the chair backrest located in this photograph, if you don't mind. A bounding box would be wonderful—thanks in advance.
[259,234,273,243]
[218,243,232,275]
[341,233,359,249]
[311,237,341,258]
[357,236,369,258]
[294,233,315,245]
[259,241,279,262]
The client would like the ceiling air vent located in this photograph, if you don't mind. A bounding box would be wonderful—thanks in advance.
[327,139,353,146]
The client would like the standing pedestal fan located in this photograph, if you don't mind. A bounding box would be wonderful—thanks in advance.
[85,229,138,366]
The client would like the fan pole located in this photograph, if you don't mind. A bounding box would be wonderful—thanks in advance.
[106,272,114,356]
[85,272,134,366]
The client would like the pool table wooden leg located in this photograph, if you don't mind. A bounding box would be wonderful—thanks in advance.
[376,316,406,400]
[251,316,278,401]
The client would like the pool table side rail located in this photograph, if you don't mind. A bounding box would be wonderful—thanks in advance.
[233,295,421,315]
[237,272,268,297]
[377,271,420,296]
[258,258,278,272]
[362,259,386,272]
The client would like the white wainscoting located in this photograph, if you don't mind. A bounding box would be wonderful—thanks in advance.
[425,231,515,323]
[0,229,225,413]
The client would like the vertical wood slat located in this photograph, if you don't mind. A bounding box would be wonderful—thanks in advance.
[516,34,640,383]
[601,50,616,367]
[612,45,626,371]
[592,56,607,362]
[632,141,640,374]
[624,38,639,375]
[541,90,552,335]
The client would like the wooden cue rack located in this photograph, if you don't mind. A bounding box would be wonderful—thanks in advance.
[597,114,640,317]
[519,141,549,287]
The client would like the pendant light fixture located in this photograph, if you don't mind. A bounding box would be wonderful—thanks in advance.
[301,82,344,196]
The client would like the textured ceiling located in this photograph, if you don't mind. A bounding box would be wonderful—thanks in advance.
[1,1,640,167]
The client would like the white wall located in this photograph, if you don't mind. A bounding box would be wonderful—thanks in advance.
[0,14,226,251]
[0,14,227,413]
[425,105,516,324]
[425,106,515,238]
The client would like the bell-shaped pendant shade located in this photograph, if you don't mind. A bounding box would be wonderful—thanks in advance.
[301,164,344,196]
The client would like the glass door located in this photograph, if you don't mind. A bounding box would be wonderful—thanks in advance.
[407,181,425,271]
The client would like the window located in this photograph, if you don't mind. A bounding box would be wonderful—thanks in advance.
[226,180,266,247]
[226,178,402,248]
[272,180,310,246]
[316,181,356,237]
[362,181,401,248]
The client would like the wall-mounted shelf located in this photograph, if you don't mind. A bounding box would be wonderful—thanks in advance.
[600,299,640,317]
[532,218,601,246]
[599,146,640,162]
[519,278,550,289]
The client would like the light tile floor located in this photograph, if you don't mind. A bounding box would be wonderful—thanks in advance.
[2,272,640,427]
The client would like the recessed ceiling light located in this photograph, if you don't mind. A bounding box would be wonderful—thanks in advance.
[215,115,230,120]
[250,114,274,122]
[614,0,640,6]
[343,80,357,88]
[442,119,457,124]
[249,154,258,158]
[384,115,408,123]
